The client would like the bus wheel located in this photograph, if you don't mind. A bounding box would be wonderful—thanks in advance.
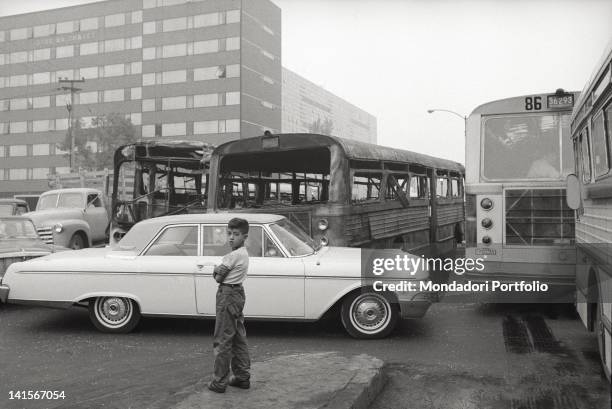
[340,291,398,339]
[594,303,609,380]
[89,297,140,333]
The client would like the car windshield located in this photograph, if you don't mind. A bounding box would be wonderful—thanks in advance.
[37,194,59,210]
[0,219,39,239]
[268,219,318,256]
[0,205,13,216]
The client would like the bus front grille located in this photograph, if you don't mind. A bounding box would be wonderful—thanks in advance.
[505,189,574,246]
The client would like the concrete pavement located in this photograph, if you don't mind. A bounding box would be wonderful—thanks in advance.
[164,352,386,409]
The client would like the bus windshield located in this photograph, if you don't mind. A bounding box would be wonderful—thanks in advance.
[482,114,572,181]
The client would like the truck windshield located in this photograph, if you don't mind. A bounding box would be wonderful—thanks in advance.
[37,194,59,210]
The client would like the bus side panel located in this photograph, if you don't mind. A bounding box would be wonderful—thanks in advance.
[436,200,464,251]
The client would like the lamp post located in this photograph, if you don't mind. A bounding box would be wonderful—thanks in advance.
[427,109,467,138]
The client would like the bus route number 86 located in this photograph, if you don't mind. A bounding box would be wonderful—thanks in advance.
[525,96,542,110]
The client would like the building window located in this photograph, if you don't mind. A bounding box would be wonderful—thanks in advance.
[226,92,240,105]
[10,145,27,156]
[10,51,27,64]
[162,43,187,58]
[226,10,240,23]
[80,17,98,31]
[142,73,156,86]
[142,125,155,137]
[79,66,98,79]
[31,48,51,61]
[129,62,142,75]
[0,100,8,111]
[104,38,125,53]
[32,96,50,108]
[143,47,156,60]
[103,63,124,77]
[33,24,54,38]
[162,122,186,137]
[194,12,220,27]
[56,21,75,34]
[162,70,186,84]
[9,169,27,180]
[226,37,240,51]
[80,42,99,55]
[227,64,240,78]
[104,89,124,102]
[130,36,142,49]
[56,118,68,131]
[32,168,50,179]
[105,13,126,27]
[163,17,187,32]
[162,96,186,110]
[33,119,53,132]
[194,66,227,81]
[79,91,98,104]
[194,120,218,134]
[0,146,4,157]
[142,99,155,112]
[32,72,51,85]
[10,28,29,41]
[143,21,156,34]
[225,119,240,133]
[131,113,142,125]
[132,11,143,24]
[194,94,219,108]
[55,69,74,80]
[131,87,142,100]
[193,40,218,54]
[56,45,74,59]
[9,122,27,134]
[10,98,28,111]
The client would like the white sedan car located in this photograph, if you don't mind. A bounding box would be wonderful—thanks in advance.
[0,213,432,338]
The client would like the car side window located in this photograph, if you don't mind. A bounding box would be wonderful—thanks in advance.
[202,225,231,256]
[87,194,102,208]
[245,226,262,257]
[16,205,28,215]
[264,233,283,257]
[143,225,198,256]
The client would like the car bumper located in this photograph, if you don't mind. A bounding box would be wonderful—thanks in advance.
[0,284,9,303]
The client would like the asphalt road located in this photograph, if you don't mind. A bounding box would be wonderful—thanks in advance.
[0,302,609,409]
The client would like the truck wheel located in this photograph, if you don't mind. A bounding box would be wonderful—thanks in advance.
[340,291,398,339]
[68,233,85,250]
[89,297,140,333]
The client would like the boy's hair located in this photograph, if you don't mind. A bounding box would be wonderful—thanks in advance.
[228,217,249,234]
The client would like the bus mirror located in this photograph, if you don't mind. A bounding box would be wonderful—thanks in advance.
[565,174,581,210]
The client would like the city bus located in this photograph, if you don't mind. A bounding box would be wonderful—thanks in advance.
[566,42,612,381]
[110,140,213,244]
[464,89,579,297]
[207,132,465,256]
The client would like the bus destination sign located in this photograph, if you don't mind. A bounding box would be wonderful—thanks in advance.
[547,94,574,109]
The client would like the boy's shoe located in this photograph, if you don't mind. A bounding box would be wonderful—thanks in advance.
[207,381,226,393]
[228,376,250,389]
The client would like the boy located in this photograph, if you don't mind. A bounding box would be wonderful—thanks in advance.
[208,217,251,393]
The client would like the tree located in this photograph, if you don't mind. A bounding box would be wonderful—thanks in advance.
[308,117,334,135]
[57,113,137,171]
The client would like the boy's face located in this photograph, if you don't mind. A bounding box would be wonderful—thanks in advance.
[227,228,247,249]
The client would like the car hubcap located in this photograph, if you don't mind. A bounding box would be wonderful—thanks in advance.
[96,297,132,327]
[350,294,390,333]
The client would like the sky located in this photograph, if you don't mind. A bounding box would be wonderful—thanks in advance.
[1,0,610,163]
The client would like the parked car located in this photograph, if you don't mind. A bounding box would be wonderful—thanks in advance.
[0,213,432,338]
[24,188,109,249]
[0,216,68,283]
[0,199,29,216]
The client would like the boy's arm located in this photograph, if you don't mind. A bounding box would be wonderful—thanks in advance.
[213,264,231,283]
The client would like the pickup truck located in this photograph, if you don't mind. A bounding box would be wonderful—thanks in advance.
[24,188,109,249]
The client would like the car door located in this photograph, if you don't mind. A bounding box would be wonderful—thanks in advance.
[137,224,199,315]
[194,224,231,315]
[84,193,108,241]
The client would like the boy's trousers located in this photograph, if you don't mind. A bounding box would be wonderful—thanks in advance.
[211,284,251,387]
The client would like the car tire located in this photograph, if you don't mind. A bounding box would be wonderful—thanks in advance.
[89,297,141,333]
[68,233,86,250]
[340,290,398,339]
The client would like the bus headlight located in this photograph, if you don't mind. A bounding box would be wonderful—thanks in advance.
[481,218,493,229]
[480,198,493,210]
[320,236,329,246]
[53,223,63,233]
[482,235,491,245]
[317,219,329,231]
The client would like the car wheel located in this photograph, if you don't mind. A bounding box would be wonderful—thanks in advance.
[89,297,141,333]
[68,233,86,250]
[340,291,398,339]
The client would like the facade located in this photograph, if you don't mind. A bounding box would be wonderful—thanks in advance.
[282,67,377,144]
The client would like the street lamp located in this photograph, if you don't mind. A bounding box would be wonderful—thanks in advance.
[427,109,467,137]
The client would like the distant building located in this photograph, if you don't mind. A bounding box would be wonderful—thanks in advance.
[0,0,375,196]
[282,67,377,143]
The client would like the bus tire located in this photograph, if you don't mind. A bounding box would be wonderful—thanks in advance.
[594,302,609,381]
[340,291,398,339]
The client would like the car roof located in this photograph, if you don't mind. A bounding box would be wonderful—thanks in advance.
[136,213,285,227]
[0,198,27,204]
[41,188,101,195]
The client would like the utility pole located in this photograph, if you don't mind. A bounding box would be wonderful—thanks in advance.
[57,77,85,171]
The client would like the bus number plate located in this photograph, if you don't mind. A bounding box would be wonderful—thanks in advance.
[475,247,497,256]
[547,94,574,109]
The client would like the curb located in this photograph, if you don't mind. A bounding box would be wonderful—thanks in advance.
[324,360,388,409]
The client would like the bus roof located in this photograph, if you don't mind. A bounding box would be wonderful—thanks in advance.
[570,39,612,126]
[114,140,215,166]
[213,133,464,173]
[469,90,579,117]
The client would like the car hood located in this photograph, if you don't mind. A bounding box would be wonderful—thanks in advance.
[310,246,429,280]
[0,238,54,255]
[24,208,83,226]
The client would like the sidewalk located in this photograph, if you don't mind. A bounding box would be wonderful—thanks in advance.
[166,352,386,409]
